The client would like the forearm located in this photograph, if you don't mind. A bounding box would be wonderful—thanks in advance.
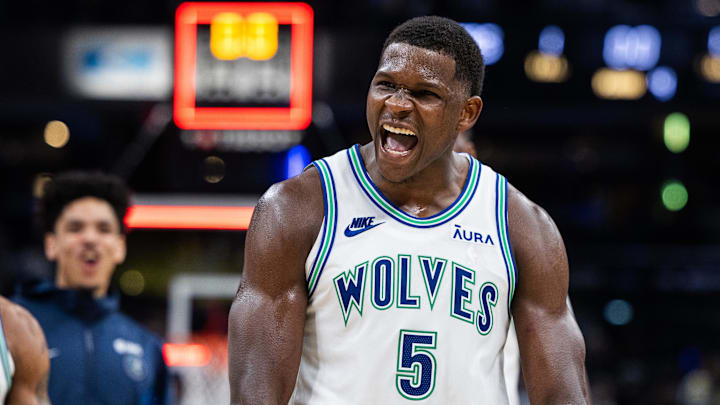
[517,310,588,405]
[7,370,50,405]
[228,286,306,405]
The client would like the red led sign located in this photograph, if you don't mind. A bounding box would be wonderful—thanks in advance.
[174,2,314,130]
[126,205,254,230]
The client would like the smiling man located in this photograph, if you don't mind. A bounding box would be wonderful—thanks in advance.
[13,171,172,405]
[229,16,589,404]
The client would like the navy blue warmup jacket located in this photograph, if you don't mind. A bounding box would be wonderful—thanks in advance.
[14,282,173,405]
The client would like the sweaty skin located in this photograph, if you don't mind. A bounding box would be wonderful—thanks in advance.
[228,170,323,404]
[228,42,589,405]
[1,296,51,405]
[507,187,590,404]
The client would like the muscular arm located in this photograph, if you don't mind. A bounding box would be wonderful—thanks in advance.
[1,296,51,405]
[508,185,589,405]
[228,168,324,405]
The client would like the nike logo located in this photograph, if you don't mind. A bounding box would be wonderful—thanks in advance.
[344,222,383,237]
[344,216,384,237]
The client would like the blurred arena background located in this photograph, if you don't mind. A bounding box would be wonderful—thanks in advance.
[1,0,719,404]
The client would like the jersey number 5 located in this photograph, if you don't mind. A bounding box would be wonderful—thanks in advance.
[396,330,437,400]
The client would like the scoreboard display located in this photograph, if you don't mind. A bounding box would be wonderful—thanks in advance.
[174,2,314,130]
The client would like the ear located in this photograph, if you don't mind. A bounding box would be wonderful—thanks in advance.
[44,233,58,261]
[113,234,127,265]
[456,96,483,133]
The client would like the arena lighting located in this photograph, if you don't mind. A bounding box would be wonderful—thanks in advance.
[646,66,677,101]
[604,299,633,326]
[710,26,720,56]
[125,205,254,230]
[591,68,646,99]
[664,113,690,153]
[696,0,720,18]
[174,2,314,130]
[700,54,720,82]
[538,25,565,56]
[524,51,569,83]
[44,120,70,148]
[285,144,311,179]
[163,343,212,367]
[203,156,226,183]
[603,25,661,71]
[661,180,688,212]
[119,270,145,296]
[32,173,52,198]
[460,23,504,65]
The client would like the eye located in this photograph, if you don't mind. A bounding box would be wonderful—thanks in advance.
[66,221,83,232]
[376,81,395,89]
[416,90,439,99]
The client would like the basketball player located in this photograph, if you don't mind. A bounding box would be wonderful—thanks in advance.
[0,296,50,405]
[229,16,589,404]
[14,171,172,405]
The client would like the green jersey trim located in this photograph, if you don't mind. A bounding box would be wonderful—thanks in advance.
[347,145,481,228]
[495,174,517,313]
[307,159,338,297]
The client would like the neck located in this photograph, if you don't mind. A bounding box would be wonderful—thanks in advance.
[361,144,469,218]
[56,272,108,298]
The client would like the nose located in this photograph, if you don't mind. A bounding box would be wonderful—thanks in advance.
[385,88,413,116]
[80,227,100,245]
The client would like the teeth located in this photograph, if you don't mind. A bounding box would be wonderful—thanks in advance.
[383,124,416,136]
[385,149,409,156]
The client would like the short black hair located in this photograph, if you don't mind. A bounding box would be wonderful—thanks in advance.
[382,16,485,97]
[39,171,130,234]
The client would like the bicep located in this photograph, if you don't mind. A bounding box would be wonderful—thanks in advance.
[6,306,51,405]
[508,186,588,404]
[228,178,321,404]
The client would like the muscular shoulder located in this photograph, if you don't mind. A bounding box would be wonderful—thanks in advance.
[506,183,569,310]
[241,166,325,291]
[0,296,48,365]
[252,166,325,248]
[507,184,564,253]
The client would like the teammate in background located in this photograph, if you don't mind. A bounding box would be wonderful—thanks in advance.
[13,171,173,405]
[0,296,50,405]
[229,16,589,404]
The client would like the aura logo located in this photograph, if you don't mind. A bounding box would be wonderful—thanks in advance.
[452,224,494,245]
[344,216,384,237]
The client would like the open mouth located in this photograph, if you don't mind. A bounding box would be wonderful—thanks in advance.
[82,250,100,266]
[381,124,418,156]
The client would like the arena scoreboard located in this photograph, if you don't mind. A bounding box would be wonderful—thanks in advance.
[174,2,314,130]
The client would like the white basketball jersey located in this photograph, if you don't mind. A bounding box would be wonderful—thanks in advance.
[290,145,518,404]
[0,303,15,403]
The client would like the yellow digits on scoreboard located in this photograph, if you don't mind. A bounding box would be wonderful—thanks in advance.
[210,12,278,61]
[210,12,244,60]
[245,13,279,60]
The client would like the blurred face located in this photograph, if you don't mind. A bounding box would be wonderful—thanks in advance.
[45,197,126,297]
[366,42,482,183]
